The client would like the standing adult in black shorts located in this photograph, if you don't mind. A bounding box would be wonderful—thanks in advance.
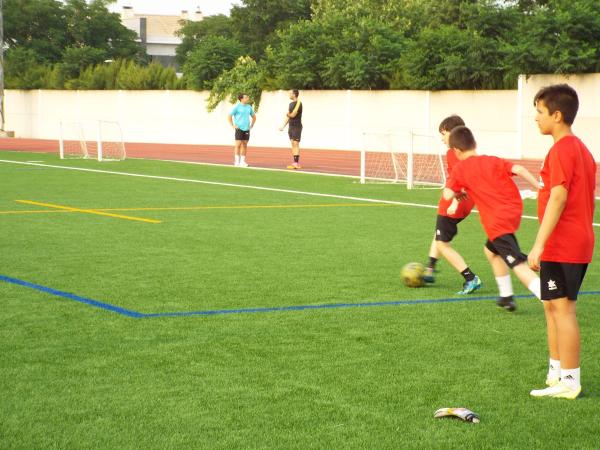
[279,89,303,169]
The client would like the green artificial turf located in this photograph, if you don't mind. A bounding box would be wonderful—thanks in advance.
[1,151,599,449]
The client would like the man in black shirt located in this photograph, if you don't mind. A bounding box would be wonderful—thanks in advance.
[279,89,303,169]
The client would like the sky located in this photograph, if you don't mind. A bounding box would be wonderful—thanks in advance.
[107,0,241,17]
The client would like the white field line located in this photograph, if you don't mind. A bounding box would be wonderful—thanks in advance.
[2,158,600,227]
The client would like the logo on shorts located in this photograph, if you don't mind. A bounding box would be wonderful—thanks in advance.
[506,255,516,264]
[548,279,557,291]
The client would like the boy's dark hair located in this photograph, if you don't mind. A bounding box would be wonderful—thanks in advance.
[533,84,579,125]
[291,89,299,97]
[449,126,477,151]
[438,115,465,133]
[237,93,246,101]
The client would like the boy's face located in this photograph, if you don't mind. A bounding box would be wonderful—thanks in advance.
[535,100,560,135]
[288,90,296,100]
[240,95,250,104]
[440,129,450,147]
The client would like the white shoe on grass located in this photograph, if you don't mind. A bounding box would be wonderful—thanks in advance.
[239,161,249,167]
[530,381,581,399]
[546,376,560,387]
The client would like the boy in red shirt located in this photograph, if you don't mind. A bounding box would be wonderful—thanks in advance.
[424,115,481,295]
[443,126,542,311]
[528,84,595,400]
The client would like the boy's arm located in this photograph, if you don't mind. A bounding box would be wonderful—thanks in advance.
[442,187,456,201]
[446,197,459,216]
[227,114,236,129]
[287,100,301,118]
[511,164,540,190]
[250,113,257,129]
[528,185,567,271]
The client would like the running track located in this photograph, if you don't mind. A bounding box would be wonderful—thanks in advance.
[2,137,599,189]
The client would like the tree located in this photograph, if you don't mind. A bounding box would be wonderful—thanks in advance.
[229,0,312,58]
[504,0,600,79]
[62,0,143,61]
[207,56,264,111]
[399,25,506,90]
[183,36,245,90]
[4,0,143,64]
[265,14,404,89]
[4,0,68,63]
[175,15,237,66]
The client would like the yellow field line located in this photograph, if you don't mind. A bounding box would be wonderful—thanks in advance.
[15,200,161,224]
[0,209,71,215]
[1,203,394,216]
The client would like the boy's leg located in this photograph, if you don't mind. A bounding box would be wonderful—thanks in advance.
[239,141,249,167]
[436,241,468,273]
[543,301,561,385]
[512,262,541,299]
[530,262,586,399]
[234,140,242,165]
[488,235,541,304]
[423,236,439,283]
[432,216,479,292]
[484,243,516,311]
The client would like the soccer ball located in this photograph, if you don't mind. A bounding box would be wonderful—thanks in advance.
[400,262,426,288]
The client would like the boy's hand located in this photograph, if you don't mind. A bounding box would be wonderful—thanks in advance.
[528,244,544,271]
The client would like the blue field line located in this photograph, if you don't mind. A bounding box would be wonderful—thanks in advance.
[0,275,144,318]
[2,274,599,318]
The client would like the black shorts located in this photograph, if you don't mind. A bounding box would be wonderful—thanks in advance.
[540,261,588,301]
[435,215,463,242]
[485,234,527,268]
[288,125,302,142]
[235,128,250,141]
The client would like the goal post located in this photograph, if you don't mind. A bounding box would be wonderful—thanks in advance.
[59,120,126,161]
[359,129,446,189]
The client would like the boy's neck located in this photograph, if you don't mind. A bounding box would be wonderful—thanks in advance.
[458,149,477,160]
[551,124,573,143]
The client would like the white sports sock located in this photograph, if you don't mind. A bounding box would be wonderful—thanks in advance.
[240,155,246,163]
[560,367,580,389]
[528,277,541,300]
[234,154,240,165]
[548,358,561,379]
[495,275,513,297]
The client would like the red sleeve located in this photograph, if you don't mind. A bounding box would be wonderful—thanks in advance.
[549,146,572,190]
[503,159,515,176]
[446,163,463,192]
[446,149,459,175]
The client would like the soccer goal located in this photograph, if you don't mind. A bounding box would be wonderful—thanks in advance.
[59,120,126,161]
[359,130,446,189]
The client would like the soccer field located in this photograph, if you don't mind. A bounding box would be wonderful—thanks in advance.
[1,150,599,449]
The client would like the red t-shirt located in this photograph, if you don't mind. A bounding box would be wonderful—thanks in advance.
[446,155,522,240]
[437,149,475,218]
[538,135,596,263]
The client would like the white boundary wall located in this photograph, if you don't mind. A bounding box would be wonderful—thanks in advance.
[5,73,600,160]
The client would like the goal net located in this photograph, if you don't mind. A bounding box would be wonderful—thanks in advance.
[59,120,126,161]
[360,130,446,189]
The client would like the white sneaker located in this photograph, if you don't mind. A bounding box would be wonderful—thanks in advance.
[239,161,249,167]
[530,381,581,399]
[234,161,239,167]
[546,376,560,387]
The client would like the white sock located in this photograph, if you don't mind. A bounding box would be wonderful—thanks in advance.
[234,154,240,165]
[548,358,561,380]
[495,275,513,297]
[240,155,246,163]
[528,277,541,300]
[560,367,580,389]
